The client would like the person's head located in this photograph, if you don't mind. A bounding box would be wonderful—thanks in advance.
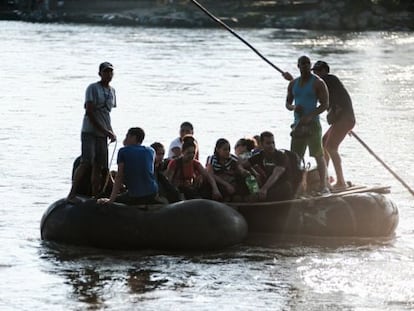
[151,142,165,165]
[124,127,145,146]
[311,60,330,76]
[297,55,311,75]
[179,121,194,138]
[214,138,231,159]
[99,61,114,84]
[181,139,197,162]
[253,135,261,150]
[234,138,256,156]
[260,131,276,153]
[182,134,198,158]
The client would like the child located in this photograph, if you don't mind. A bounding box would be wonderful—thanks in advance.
[234,137,257,161]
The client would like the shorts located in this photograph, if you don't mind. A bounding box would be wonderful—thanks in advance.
[80,132,108,168]
[291,121,323,158]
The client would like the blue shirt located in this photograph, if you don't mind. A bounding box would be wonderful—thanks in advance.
[292,74,319,124]
[117,145,158,198]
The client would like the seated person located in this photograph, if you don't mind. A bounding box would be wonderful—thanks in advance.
[165,139,222,200]
[234,137,257,163]
[206,138,249,201]
[252,134,262,154]
[243,131,294,202]
[71,155,112,197]
[98,127,161,205]
[151,142,181,203]
[168,121,199,160]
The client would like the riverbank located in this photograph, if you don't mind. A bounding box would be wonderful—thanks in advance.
[1,0,413,31]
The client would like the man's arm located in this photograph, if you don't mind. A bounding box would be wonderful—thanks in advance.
[312,78,329,117]
[85,102,116,141]
[258,166,285,200]
[285,80,296,111]
[98,162,124,204]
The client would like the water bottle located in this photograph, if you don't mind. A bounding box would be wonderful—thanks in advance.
[245,174,259,194]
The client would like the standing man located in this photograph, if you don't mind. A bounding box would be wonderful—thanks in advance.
[312,60,355,190]
[98,127,160,205]
[285,55,330,194]
[67,62,117,201]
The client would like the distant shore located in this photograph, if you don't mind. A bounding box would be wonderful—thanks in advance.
[1,0,413,31]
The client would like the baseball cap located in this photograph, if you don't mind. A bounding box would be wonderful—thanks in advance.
[99,62,114,72]
[311,60,330,72]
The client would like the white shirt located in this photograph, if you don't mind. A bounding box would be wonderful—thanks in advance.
[168,137,181,159]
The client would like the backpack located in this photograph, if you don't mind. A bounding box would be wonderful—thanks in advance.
[279,149,305,194]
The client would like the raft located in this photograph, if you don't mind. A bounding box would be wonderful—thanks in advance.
[41,185,398,250]
[41,198,248,251]
[229,185,399,238]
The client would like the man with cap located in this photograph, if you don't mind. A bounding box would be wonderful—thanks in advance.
[285,55,330,195]
[67,61,117,201]
[312,60,355,190]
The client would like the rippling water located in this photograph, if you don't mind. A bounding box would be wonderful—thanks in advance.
[0,21,413,310]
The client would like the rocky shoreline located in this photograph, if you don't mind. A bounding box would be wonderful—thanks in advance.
[2,0,413,31]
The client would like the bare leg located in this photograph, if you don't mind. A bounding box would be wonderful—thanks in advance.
[315,155,328,191]
[323,119,354,188]
[326,147,346,188]
[91,164,102,196]
[322,127,331,167]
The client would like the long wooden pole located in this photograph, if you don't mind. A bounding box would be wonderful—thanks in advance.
[190,0,284,74]
[350,130,414,196]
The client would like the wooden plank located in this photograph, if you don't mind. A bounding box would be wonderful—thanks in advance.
[330,184,366,193]
[228,185,391,208]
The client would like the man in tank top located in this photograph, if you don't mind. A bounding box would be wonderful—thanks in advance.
[285,55,330,194]
[67,62,117,201]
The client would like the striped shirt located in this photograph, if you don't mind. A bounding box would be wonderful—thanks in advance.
[207,154,239,173]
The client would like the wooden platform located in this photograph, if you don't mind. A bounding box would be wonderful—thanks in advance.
[227,185,391,208]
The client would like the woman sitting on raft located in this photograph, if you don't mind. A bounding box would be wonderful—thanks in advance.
[206,138,250,202]
[165,139,222,200]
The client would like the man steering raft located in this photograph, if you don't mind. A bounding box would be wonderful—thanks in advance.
[285,55,330,195]
[67,62,117,202]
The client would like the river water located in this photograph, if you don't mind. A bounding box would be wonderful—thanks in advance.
[0,21,413,310]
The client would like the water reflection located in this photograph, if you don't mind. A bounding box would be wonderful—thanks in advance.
[64,267,106,306]
[39,242,169,308]
[127,269,167,294]
[36,233,404,310]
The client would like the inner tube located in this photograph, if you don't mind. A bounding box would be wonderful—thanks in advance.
[40,198,248,251]
[236,192,398,237]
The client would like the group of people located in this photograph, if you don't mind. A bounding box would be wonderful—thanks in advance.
[283,55,355,194]
[67,56,355,205]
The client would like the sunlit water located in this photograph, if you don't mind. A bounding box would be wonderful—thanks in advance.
[0,21,413,310]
